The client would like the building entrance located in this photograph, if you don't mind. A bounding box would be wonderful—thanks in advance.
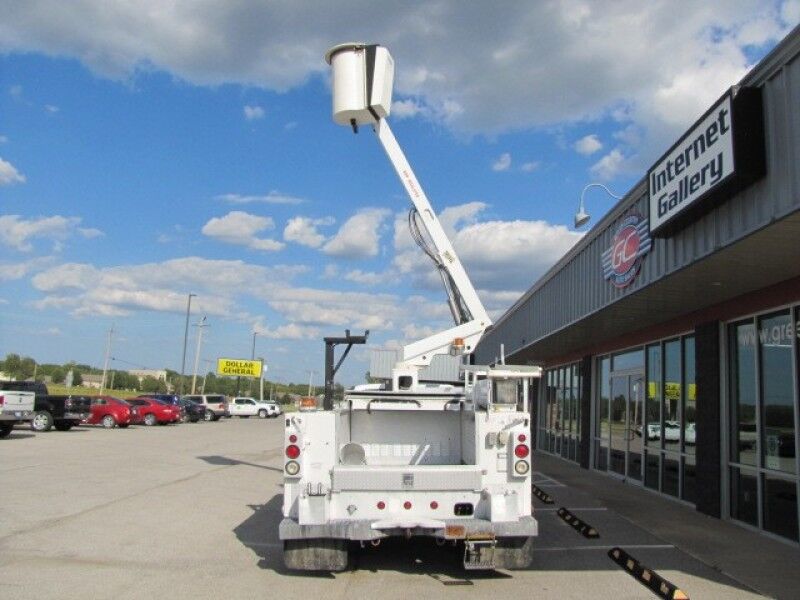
[609,372,644,482]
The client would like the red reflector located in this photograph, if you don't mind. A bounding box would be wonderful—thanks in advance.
[285,444,300,459]
[377,501,385,510]
[517,433,527,443]
[430,501,439,510]
[0,395,4,405]
[403,501,412,510]
[289,434,297,443]
[514,444,530,459]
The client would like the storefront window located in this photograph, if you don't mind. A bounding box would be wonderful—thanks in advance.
[758,311,796,474]
[646,344,661,448]
[663,339,681,454]
[596,357,610,471]
[727,307,800,542]
[683,337,696,455]
[613,349,644,371]
[540,361,583,464]
[730,321,758,467]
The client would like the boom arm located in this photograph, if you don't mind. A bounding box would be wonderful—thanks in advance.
[373,119,491,368]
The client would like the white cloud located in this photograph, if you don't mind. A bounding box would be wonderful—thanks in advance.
[78,227,104,239]
[201,211,285,252]
[344,269,398,286]
[0,2,792,163]
[394,201,582,292]
[322,264,339,279]
[0,256,55,281]
[0,135,8,143]
[44,104,59,114]
[574,134,603,155]
[0,215,102,252]
[283,216,334,248]
[322,208,390,259]
[391,98,428,119]
[253,321,320,340]
[590,148,626,181]
[521,161,541,172]
[215,191,305,205]
[491,152,511,172]
[0,157,25,185]
[243,104,265,120]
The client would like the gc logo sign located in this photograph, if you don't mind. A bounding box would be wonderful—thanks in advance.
[601,214,651,288]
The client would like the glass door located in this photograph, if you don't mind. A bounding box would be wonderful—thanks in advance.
[609,372,644,483]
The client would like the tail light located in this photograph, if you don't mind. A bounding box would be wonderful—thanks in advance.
[514,444,530,459]
[403,501,412,510]
[377,501,386,510]
[430,501,439,510]
[285,444,300,459]
[0,395,4,406]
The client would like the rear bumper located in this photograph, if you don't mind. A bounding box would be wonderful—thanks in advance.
[279,515,538,542]
[0,410,34,421]
[63,411,90,420]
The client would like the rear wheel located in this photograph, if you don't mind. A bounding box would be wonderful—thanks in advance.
[283,538,349,572]
[101,414,117,429]
[203,411,213,422]
[258,409,267,419]
[31,411,54,432]
[143,413,157,426]
[0,422,13,438]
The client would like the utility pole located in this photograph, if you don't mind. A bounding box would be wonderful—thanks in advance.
[179,293,196,395]
[191,316,209,394]
[306,370,316,397]
[249,331,258,396]
[201,359,214,394]
[99,324,114,396]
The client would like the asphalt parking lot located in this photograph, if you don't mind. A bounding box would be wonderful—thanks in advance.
[0,419,779,599]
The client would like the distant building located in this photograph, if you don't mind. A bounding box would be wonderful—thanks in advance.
[81,374,104,389]
[128,369,168,383]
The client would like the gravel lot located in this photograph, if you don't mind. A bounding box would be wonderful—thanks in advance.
[0,419,764,599]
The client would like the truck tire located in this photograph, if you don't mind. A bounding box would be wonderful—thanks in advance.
[54,421,73,431]
[283,538,349,572]
[492,536,534,570]
[0,422,13,438]
[257,409,267,419]
[31,411,54,432]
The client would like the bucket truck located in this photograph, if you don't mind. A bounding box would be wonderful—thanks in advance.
[279,43,540,572]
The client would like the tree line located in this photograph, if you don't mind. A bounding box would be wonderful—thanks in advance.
[0,353,343,404]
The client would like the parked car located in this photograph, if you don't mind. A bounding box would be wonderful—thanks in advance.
[0,381,91,432]
[0,389,35,438]
[127,397,180,425]
[229,397,282,419]
[86,395,136,429]
[183,394,228,421]
[140,394,189,422]
[178,398,207,422]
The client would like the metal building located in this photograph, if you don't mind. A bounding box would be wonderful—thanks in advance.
[474,25,800,544]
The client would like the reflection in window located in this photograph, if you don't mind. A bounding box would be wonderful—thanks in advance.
[597,358,611,471]
[730,321,757,467]
[731,468,758,527]
[613,349,644,371]
[758,311,796,474]
[683,337,696,455]
[763,475,799,541]
[646,344,661,447]
[664,340,681,453]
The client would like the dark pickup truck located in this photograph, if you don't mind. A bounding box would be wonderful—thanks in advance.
[0,381,92,432]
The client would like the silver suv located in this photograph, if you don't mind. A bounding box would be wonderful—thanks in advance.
[183,394,229,421]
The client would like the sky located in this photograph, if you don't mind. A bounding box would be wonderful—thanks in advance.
[1,1,798,386]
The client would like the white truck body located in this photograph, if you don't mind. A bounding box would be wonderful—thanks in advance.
[280,43,541,571]
[0,390,35,437]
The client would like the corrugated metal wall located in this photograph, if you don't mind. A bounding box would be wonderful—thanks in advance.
[475,32,800,365]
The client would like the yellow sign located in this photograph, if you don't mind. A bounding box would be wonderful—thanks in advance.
[647,382,696,401]
[216,358,263,378]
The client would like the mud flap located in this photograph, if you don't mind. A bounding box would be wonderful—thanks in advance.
[283,538,349,572]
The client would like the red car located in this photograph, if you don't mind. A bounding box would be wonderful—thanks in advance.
[86,395,136,429]
[128,397,181,426]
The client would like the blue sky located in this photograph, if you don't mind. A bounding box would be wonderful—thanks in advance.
[1,2,797,385]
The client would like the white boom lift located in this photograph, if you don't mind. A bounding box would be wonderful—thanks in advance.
[279,43,540,572]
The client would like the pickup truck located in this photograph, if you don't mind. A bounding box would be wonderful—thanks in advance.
[0,389,35,438]
[0,381,92,432]
[229,397,282,418]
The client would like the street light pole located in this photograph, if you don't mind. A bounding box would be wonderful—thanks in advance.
[306,370,316,397]
[99,324,114,396]
[249,331,258,396]
[191,316,209,395]
[179,293,196,394]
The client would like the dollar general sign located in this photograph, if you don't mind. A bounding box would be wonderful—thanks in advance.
[216,358,263,378]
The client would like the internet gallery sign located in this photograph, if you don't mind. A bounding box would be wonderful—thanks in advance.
[648,86,766,235]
